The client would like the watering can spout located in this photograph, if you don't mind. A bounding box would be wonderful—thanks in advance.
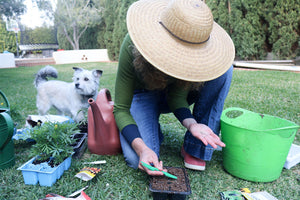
[87,89,122,155]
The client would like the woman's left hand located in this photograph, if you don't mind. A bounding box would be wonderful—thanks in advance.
[189,123,225,149]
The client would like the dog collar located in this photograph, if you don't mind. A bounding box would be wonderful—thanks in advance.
[83,94,94,99]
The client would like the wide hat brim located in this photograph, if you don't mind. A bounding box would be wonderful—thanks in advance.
[127,0,235,82]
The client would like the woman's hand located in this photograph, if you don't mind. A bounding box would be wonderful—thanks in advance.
[132,138,165,176]
[138,148,165,176]
[183,118,225,149]
[189,123,225,148]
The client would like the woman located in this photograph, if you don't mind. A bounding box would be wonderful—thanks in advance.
[113,0,235,176]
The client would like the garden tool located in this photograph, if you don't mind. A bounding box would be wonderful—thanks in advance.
[39,191,91,200]
[141,161,177,179]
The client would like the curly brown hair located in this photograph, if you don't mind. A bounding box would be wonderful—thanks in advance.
[132,45,203,91]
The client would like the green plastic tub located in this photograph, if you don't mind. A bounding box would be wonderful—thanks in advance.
[221,107,299,182]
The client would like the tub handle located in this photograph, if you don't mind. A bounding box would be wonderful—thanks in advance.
[221,107,249,121]
[222,108,299,138]
[268,126,300,138]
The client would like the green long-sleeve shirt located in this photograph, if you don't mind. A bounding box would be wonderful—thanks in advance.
[113,34,193,143]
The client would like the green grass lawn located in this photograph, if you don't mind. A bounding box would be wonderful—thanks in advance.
[0,63,299,199]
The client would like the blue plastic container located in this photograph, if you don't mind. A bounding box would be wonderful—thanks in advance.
[64,156,72,170]
[38,164,59,187]
[18,155,72,186]
[17,157,40,185]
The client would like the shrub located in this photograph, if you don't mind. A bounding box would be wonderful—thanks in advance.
[207,0,299,60]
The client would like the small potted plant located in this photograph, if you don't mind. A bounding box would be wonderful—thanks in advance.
[18,121,78,186]
[76,109,88,133]
[77,119,88,133]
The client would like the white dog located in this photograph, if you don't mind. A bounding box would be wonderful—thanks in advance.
[34,65,102,122]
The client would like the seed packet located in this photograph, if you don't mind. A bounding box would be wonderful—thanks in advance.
[220,190,244,200]
[75,167,101,181]
[248,191,278,200]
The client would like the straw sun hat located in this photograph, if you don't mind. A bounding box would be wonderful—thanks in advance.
[127,0,235,82]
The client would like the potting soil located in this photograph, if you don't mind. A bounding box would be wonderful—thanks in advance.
[150,167,188,192]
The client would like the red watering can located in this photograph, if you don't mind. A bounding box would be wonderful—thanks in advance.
[87,89,122,155]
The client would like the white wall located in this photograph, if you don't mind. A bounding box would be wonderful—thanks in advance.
[53,49,110,64]
[0,53,15,68]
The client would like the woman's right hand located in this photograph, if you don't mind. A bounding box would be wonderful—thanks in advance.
[132,138,165,176]
[139,147,165,176]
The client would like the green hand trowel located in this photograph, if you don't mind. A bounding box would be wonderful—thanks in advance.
[141,161,177,179]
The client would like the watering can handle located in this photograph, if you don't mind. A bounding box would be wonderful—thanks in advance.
[0,112,14,150]
[0,90,10,109]
[99,89,113,104]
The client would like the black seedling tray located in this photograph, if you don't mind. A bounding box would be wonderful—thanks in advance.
[71,133,87,159]
[149,167,191,200]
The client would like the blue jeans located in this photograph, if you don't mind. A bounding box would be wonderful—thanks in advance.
[120,66,233,169]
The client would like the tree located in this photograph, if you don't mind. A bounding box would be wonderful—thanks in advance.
[230,0,267,60]
[265,0,300,59]
[0,0,26,54]
[54,0,102,49]
[35,0,102,50]
[111,0,136,60]
[102,0,120,60]
[20,26,57,44]
[207,0,299,60]
[101,0,136,60]
[0,19,17,53]
[207,0,231,34]
[0,0,26,18]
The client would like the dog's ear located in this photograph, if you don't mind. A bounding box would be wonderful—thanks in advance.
[93,70,103,78]
[73,67,83,72]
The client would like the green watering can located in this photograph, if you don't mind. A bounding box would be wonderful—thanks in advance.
[0,90,15,169]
